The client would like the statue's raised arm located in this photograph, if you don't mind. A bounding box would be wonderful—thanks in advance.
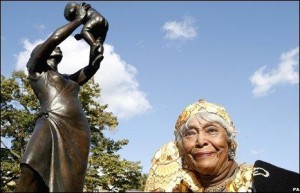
[27,3,89,78]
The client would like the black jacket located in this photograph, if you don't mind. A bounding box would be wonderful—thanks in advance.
[253,160,299,192]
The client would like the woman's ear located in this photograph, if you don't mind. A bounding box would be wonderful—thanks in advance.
[228,140,236,160]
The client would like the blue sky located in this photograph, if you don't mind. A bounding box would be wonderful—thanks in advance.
[1,1,299,174]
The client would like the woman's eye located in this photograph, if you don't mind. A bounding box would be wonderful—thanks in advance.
[206,127,218,133]
[184,130,196,137]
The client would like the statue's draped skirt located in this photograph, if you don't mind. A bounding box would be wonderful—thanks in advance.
[21,70,90,192]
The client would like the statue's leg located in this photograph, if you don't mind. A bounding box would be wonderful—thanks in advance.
[16,164,48,192]
[81,24,96,47]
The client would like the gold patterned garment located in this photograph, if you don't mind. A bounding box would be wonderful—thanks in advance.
[144,141,254,192]
[226,163,254,192]
[144,141,203,192]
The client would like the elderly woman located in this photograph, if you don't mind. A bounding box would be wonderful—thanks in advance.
[145,99,299,192]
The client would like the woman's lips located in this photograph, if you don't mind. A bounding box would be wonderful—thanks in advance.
[193,152,215,159]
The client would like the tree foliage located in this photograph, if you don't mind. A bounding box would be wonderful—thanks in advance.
[1,70,145,192]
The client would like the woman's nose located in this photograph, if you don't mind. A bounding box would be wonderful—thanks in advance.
[196,132,208,147]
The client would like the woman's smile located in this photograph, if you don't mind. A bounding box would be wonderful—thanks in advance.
[193,151,216,160]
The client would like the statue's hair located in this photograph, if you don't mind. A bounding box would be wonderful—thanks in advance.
[30,44,42,57]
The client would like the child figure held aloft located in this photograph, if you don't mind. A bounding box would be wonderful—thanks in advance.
[64,1,109,55]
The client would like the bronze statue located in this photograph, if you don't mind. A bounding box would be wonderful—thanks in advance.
[16,3,106,192]
[64,1,109,55]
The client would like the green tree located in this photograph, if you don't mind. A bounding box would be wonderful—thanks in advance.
[1,70,144,192]
[139,173,149,191]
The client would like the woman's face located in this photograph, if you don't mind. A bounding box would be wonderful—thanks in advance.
[181,115,230,175]
[47,47,63,70]
[51,47,63,63]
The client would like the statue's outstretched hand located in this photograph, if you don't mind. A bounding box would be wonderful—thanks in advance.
[80,2,91,10]
[76,3,90,23]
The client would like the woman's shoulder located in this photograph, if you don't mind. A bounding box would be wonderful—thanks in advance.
[227,163,254,192]
[144,141,203,192]
[28,70,47,81]
[29,70,62,82]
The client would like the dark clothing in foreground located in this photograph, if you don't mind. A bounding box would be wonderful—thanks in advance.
[253,160,299,192]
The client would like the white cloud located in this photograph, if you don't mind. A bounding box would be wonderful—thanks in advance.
[14,37,152,119]
[15,39,44,70]
[162,15,197,41]
[251,149,264,155]
[250,47,299,97]
[33,24,46,33]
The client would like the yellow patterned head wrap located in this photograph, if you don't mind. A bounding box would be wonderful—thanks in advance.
[175,99,236,137]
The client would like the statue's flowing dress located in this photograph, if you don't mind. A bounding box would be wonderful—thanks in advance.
[21,70,90,192]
